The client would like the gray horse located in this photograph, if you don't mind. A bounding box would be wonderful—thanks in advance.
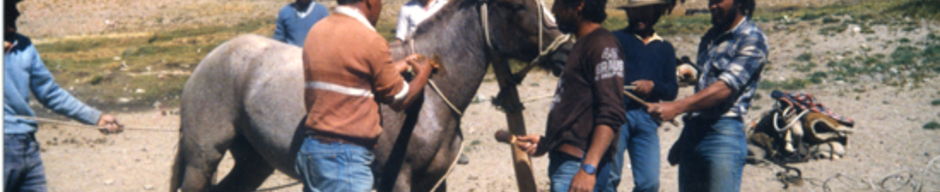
[168,0,568,191]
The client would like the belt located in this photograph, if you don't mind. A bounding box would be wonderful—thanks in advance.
[311,135,349,144]
[555,143,584,159]
[308,134,377,149]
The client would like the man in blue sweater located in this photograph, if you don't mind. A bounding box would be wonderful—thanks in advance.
[273,0,330,47]
[606,0,679,191]
[5,1,123,191]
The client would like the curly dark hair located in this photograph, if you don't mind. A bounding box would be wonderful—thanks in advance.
[558,0,607,23]
[735,0,756,18]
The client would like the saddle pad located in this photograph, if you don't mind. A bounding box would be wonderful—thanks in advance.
[771,90,854,126]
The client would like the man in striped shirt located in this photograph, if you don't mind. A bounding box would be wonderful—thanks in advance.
[646,0,767,191]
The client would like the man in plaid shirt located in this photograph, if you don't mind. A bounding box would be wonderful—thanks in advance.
[646,0,766,191]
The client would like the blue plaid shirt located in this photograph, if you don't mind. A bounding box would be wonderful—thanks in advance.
[692,18,768,118]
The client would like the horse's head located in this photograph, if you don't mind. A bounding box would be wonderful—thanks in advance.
[482,0,572,75]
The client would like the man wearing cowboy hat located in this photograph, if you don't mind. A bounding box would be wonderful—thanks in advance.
[605,0,679,191]
[646,0,765,191]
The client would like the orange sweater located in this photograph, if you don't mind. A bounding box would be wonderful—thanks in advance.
[302,11,407,147]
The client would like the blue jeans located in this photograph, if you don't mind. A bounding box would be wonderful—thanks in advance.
[4,133,48,192]
[677,117,747,192]
[609,109,661,192]
[548,151,614,192]
[294,137,374,192]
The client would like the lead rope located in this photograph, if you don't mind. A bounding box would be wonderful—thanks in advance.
[410,39,464,117]
[408,23,464,192]
[17,115,176,132]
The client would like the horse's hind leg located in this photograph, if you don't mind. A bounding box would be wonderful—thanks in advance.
[177,114,237,192]
[212,135,274,192]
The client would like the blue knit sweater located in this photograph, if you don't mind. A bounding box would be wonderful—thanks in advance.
[273,2,330,47]
[4,33,102,134]
[612,29,679,110]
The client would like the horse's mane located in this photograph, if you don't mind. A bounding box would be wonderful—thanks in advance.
[408,0,480,40]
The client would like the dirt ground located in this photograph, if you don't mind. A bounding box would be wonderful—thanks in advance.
[18,0,940,191]
[35,70,940,192]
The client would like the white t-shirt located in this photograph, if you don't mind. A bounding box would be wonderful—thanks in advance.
[395,0,448,40]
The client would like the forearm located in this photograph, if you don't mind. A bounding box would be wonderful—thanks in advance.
[582,124,615,166]
[674,81,732,113]
[391,67,430,110]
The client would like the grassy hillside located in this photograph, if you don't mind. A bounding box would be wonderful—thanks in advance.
[32,0,940,111]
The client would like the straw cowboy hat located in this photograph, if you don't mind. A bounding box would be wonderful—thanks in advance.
[609,0,673,9]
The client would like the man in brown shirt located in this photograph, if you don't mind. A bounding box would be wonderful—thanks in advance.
[516,0,627,191]
[296,0,433,189]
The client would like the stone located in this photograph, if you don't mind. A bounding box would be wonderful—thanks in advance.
[135,88,146,94]
[143,184,155,190]
[104,179,114,185]
[850,25,861,34]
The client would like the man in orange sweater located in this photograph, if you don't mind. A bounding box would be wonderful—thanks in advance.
[295,0,434,190]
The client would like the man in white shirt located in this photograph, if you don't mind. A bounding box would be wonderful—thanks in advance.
[394,0,448,42]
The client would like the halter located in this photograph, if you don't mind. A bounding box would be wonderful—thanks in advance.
[480,0,573,81]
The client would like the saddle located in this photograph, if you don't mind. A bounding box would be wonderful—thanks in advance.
[746,90,854,164]
[676,56,700,87]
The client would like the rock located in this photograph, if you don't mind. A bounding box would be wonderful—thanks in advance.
[849,25,861,34]
[457,154,470,165]
[104,179,114,185]
[471,94,487,104]
[118,97,132,103]
[143,184,155,190]
[113,56,121,61]
[135,88,146,94]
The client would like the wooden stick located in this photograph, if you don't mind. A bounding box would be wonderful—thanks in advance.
[622,90,679,126]
[492,59,538,192]
[495,130,533,147]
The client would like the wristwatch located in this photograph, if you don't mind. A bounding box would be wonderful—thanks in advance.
[581,164,596,175]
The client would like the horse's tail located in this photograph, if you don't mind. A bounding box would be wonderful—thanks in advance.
[169,134,184,192]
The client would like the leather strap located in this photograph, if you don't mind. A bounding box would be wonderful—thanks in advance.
[556,143,585,159]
